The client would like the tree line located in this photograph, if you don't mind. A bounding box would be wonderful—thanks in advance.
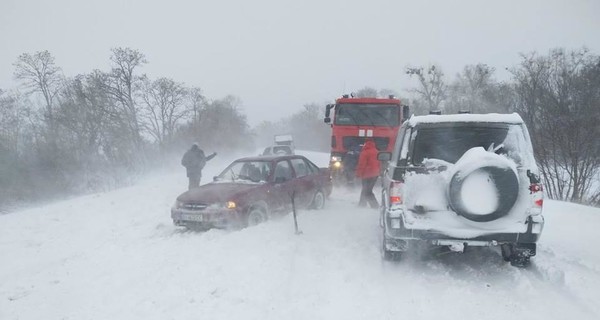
[1,47,598,210]
[0,48,254,210]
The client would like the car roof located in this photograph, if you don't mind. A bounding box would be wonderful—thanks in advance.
[408,113,524,126]
[237,154,305,162]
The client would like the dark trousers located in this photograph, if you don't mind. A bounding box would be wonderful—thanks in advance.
[188,175,201,190]
[359,176,379,208]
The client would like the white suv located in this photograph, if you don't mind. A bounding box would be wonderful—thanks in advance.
[378,113,544,267]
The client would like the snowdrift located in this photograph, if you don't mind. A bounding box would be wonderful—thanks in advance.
[1,150,599,320]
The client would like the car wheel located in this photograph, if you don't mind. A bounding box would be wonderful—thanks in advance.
[247,206,268,226]
[309,190,326,210]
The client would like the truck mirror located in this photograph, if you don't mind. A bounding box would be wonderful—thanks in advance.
[377,152,392,161]
[324,117,331,124]
[402,105,410,120]
[325,104,334,117]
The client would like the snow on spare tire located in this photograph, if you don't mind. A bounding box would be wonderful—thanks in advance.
[448,147,519,222]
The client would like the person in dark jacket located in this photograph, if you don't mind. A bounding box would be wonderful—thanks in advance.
[355,139,380,208]
[181,143,216,190]
[342,143,362,187]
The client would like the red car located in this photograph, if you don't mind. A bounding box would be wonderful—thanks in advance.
[171,155,332,229]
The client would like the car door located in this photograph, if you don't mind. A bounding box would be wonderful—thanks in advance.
[268,159,295,213]
[289,157,314,207]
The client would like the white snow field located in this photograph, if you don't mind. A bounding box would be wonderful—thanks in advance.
[1,150,599,320]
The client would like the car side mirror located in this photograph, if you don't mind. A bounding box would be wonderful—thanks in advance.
[213,176,218,181]
[377,152,392,161]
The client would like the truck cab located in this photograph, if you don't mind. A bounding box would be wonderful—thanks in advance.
[324,95,408,185]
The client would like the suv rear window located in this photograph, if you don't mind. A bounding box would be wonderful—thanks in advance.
[411,124,525,165]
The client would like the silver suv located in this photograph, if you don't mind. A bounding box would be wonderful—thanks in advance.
[378,113,544,267]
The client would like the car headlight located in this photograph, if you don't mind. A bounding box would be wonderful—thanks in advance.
[209,201,236,210]
[331,156,342,162]
[226,201,236,209]
[333,161,342,168]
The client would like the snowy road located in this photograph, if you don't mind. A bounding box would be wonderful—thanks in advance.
[1,151,599,320]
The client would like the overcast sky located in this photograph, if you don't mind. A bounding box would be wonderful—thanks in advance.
[1,0,599,125]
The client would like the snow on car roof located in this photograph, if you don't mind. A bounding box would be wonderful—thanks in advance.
[408,113,524,126]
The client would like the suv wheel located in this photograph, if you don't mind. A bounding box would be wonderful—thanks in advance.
[501,243,535,268]
[381,229,402,261]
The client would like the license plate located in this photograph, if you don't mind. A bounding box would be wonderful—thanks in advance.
[181,214,203,222]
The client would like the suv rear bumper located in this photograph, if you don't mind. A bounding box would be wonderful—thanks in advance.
[384,215,544,246]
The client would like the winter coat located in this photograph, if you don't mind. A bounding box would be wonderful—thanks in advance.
[355,140,380,179]
[181,146,216,178]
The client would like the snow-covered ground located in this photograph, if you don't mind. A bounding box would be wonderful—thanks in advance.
[1,150,599,320]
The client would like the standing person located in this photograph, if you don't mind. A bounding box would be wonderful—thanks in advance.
[181,143,216,190]
[342,143,362,187]
[355,139,380,208]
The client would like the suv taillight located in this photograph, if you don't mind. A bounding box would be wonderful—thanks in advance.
[389,181,403,205]
[529,183,543,212]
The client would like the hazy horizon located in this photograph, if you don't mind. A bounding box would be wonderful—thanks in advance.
[1,0,599,125]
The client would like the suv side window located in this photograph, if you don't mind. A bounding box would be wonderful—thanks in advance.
[391,125,407,163]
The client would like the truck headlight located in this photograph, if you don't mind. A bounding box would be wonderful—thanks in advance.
[331,156,342,162]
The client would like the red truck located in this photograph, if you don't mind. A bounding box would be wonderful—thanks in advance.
[324,94,409,185]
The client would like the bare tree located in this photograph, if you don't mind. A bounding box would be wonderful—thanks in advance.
[140,77,189,150]
[187,87,206,123]
[354,87,378,98]
[13,50,63,128]
[101,47,147,151]
[511,48,600,203]
[406,65,447,112]
[445,64,513,114]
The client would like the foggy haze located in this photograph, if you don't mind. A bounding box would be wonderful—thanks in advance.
[1,0,599,125]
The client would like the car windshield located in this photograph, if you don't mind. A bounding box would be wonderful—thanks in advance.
[217,160,272,183]
[411,124,528,165]
[334,104,400,126]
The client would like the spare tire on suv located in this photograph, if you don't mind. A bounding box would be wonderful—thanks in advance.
[448,148,519,222]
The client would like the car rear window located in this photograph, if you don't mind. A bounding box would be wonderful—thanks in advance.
[411,124,526,165]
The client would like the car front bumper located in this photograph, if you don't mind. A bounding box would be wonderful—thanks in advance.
[171,207,244,229]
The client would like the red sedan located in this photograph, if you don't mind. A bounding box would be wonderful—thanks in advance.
[171,155,332,229]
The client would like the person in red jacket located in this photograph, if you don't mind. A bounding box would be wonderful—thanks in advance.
[355,139,381,208]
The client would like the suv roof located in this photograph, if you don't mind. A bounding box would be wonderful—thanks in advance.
[408,113,524,126]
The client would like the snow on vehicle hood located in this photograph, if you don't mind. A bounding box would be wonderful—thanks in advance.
[176,182,259,204]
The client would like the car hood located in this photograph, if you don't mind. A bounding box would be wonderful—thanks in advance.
[176,182,259,204]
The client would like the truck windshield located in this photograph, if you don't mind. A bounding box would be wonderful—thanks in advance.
[334,104,399,126]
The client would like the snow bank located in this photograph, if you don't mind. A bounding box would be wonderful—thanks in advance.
[1,150,599,320]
